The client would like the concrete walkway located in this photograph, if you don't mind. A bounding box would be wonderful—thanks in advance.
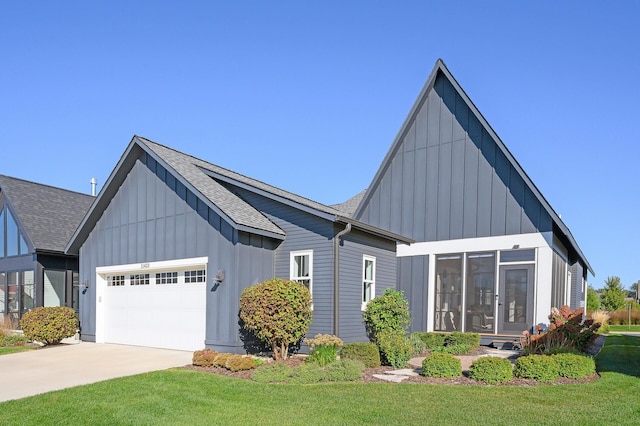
[0,341,193,402]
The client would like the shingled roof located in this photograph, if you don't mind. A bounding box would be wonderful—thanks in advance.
[0,175,94,253]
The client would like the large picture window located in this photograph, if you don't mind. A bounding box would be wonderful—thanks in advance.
[44,270,66,307]
[290,250,313,298]
[362,255,376,310]
[465,253,496,332]
[434,254,463,331]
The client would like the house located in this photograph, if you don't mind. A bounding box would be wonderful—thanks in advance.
[0,175,94,324]
[347,59,594,336]
[65,136,411,352]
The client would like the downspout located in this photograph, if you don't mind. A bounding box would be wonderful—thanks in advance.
[333,223,352,337]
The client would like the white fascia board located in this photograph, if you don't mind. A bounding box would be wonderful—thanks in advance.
[397,232,553,257]
[96,256,209,275]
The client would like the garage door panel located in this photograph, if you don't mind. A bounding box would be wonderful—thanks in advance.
[103,281,206,351]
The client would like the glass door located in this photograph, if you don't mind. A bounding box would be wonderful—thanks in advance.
[498,265,534,334]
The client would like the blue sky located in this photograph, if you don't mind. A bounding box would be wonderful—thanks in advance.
[1,2,638,289]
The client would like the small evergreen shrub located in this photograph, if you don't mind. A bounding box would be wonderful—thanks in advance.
[0,334,28,347]
[305,334,343,366]
[376,330,412,368]
[431,343,473,355]
[413,332,447,349]
[340,342,381,368]
[225,355,258,371]
[363,288,411,339]
[445,332,480,348]
[514,355,559,382]
[409,332,427,355]
[553,353,596,379]
[20,307,77,345]
[469,356,513,384]
[192,348,218,366]
[546,347,580,355]
[213,353,232,368]
[421,353,462,378]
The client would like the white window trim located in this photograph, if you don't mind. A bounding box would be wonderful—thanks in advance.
[362,255,376,311]
[290,250,313,306]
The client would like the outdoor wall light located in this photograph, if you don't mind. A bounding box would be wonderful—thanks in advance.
[211,269,225,292]
[81,280,90,294]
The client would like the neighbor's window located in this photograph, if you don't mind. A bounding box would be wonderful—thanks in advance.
[185,269,206,283]
[107,275,125,287]
[130,274,150,286]
[156,271,178,284]
[362,255,376,310]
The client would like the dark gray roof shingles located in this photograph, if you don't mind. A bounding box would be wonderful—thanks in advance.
[0,175,94,253]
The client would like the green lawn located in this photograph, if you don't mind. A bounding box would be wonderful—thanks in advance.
[0,346,36,356]
[2,336,640,425]
[608,325,640,333]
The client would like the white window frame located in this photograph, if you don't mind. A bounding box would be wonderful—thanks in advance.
[185,269,206,283]
[362,255,376,311]
[290,250,313,304]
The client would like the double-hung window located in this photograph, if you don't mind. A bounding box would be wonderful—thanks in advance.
[290,250,313,301]
[362,255,376,310]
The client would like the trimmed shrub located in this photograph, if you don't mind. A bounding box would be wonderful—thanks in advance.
[421,353,461,378]
[305,334,343,366]
[340,342,381,368]
[213,353,232,368]
[431,343,473,355]
[409,332,427,356]
[553,353,596,379]
[20,307,77,345]
[363,288,411,340]
[469,356,513,384]
[546,347,580,355]
[225,355,258,372]
[239,278,312,360]
[192,348,218,366]
[0,334,28,347]
[376,330,412,368]
[514,355,559,382]
[445,332,480,348]
[413,332,447,349]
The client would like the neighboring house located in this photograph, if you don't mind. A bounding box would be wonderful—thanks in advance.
[346,59,593,336]
[65,136,411,352]
[0,175,94,324]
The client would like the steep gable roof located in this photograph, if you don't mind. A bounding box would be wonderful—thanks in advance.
[0,175,94,253]
[67,136,411,254]
[353,59,593,275]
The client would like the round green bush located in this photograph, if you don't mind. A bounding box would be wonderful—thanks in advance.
[421,353,462,378]
[20,307,77,345]
[552,353,596,379]
[514,355,559,382]
[445,332,480,348]
[376,330,412,368]
[363,288,410,339]
[413,332,447,349]
[469,356,513,384]
[192,348,218,366]
[340,342,381,368]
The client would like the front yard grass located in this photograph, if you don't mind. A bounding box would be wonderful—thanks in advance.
[607,325,640,333]
[0,346,36,356]
[2,335,639,425]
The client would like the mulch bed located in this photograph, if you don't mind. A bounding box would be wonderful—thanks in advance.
[184,341,602,386]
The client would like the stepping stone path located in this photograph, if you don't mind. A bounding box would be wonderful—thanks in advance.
[373,349,521,383]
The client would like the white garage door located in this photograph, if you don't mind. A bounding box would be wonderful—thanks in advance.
[98,260,207,351]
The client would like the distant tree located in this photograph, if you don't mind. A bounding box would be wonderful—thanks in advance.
[600,276,626,312]
[630,281,639,300]
[586,285,600,311]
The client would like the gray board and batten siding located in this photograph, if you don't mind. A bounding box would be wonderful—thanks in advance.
[75,151,276,351]
[353,59,592,278]
[68,136,407,353]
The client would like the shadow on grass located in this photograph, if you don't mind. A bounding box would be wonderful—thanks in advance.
[595,334,640,378]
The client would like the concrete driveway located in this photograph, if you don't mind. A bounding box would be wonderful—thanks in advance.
[0,341,193,402]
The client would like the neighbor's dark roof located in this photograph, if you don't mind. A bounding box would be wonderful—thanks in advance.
[0,175,94,253]
[331,190,367,217]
